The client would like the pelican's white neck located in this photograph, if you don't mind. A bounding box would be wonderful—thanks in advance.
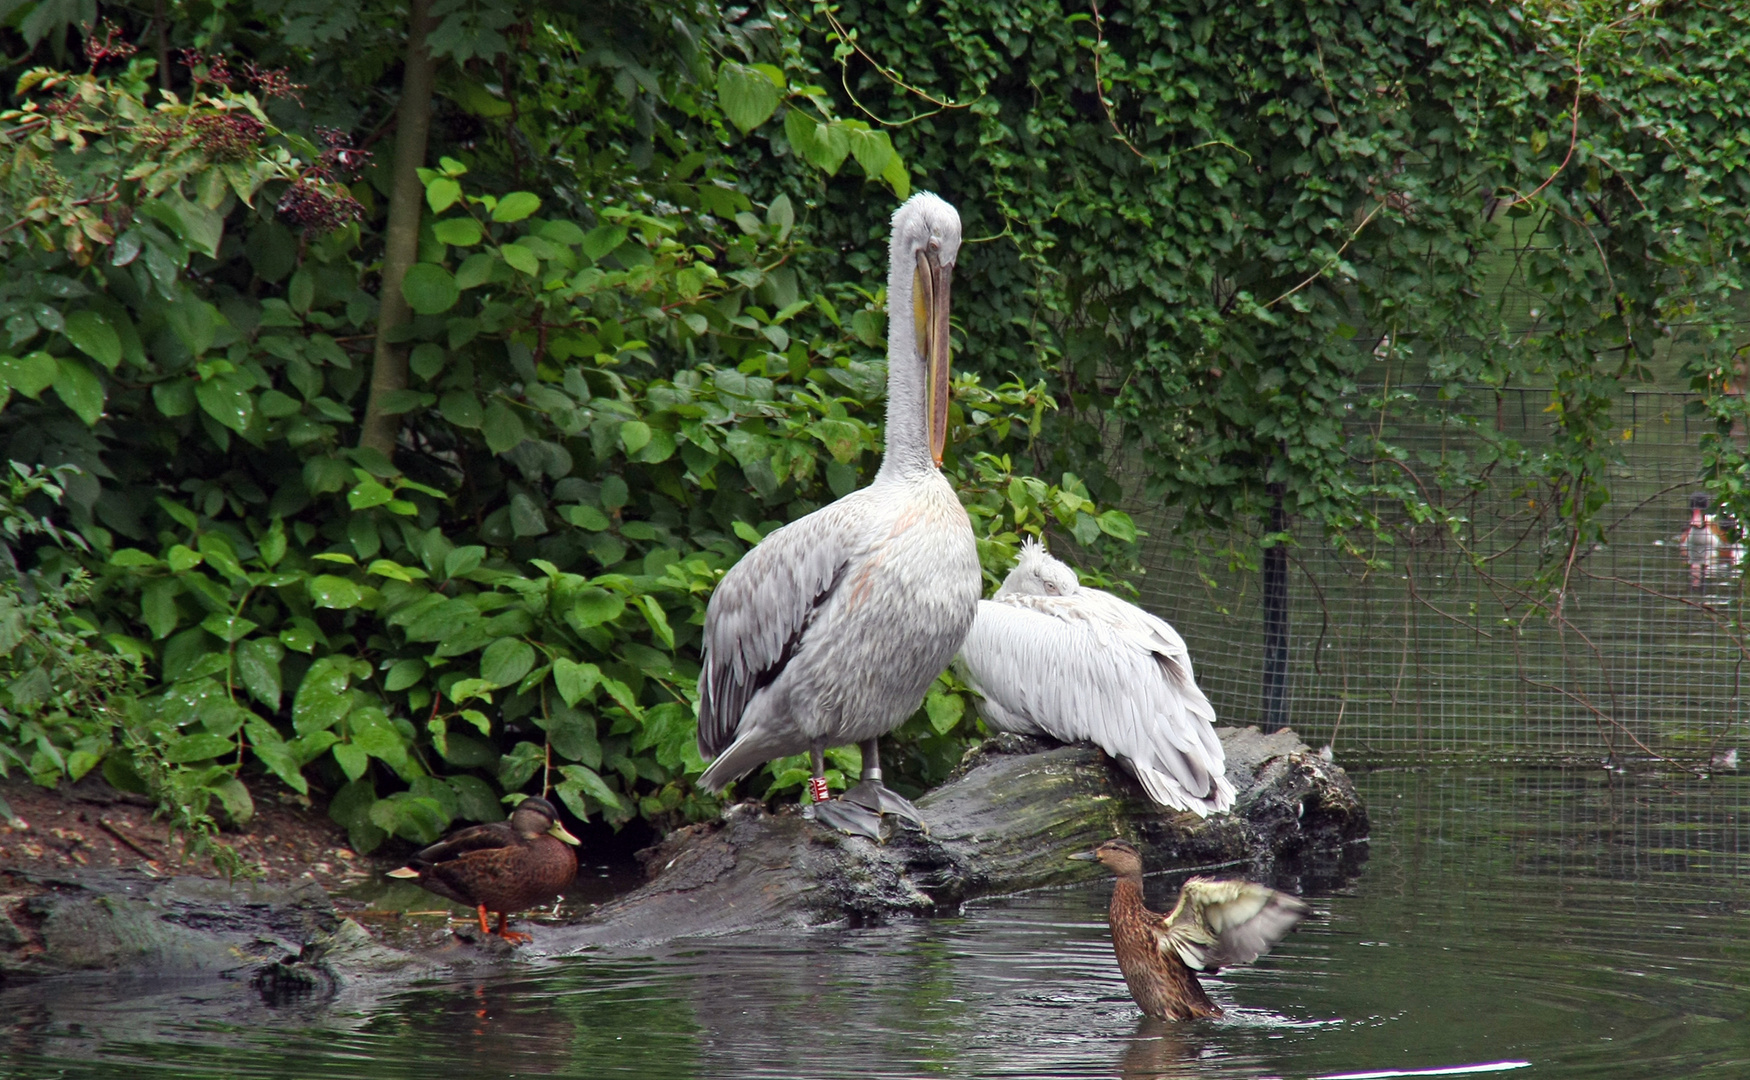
[875,193,959,479]
[878,227,933,480]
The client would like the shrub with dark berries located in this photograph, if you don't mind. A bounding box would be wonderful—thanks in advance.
[277,179,365,233]
[83,21,137,70]
[188,113,266,161]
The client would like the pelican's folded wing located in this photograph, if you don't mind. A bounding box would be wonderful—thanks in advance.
[1156,877,1310,972]
[957,593,1231,813]
[697,509,854,759]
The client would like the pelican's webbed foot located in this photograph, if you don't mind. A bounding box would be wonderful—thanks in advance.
[842,779,928,832]
[807,797,884,841]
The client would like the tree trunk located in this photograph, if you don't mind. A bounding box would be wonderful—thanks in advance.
[358,0,439,462]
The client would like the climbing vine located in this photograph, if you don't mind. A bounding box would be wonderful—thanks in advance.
[747,0,1750,596]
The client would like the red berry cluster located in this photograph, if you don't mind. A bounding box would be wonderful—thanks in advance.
[177,51,305,103]
[315,127,371,177]
[277,179,365,233]
[242,61,306,104]
[188,112,266,161]
[178,49,235,88]
[83,21,138,70]
[277,125,369,232]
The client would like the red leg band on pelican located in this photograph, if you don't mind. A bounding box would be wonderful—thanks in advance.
[808,776,831,803]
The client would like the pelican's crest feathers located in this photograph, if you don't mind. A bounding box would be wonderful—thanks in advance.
[1014,536,1050,578]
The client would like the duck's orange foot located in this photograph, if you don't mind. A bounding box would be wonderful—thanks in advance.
[490,912,533,944]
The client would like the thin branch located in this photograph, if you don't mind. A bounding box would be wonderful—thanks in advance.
[1086,0,1249,168]
[819,6,980,126]
[1265,198,1389,309]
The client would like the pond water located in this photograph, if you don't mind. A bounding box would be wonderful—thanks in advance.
[5,767,1749,1079]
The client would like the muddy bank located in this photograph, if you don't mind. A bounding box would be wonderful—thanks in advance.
[0,725,1365,987]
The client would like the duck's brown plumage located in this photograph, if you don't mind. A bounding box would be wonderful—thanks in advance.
[387,796,579,943]
[1075,839,1308,1020]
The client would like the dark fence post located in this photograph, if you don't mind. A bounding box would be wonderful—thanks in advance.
[1262,484,1290,728]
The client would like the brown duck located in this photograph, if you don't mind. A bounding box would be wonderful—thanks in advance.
[1071,839,1308,1019]
[387,796,579,944]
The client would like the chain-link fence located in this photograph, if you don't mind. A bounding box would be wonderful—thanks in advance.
[1130,386,1749,769]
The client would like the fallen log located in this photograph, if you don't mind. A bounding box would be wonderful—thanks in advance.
[0,725,1365,986]
[546,725,1367,951]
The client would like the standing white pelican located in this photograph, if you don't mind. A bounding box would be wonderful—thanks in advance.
[954,539,1235,816]
[696,192,980,839]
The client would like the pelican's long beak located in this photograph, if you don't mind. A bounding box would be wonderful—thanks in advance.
[913,249,954,466]
[1068,850,1098,862]
[549,821,581,845]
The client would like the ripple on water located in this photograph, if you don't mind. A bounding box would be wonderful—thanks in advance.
[5,768,1750,1079]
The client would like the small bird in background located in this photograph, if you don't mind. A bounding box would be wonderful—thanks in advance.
[386,795,579,944]
[1679,492,1742,589]
[1071,839,1308,1020]
[954,539,1235,815]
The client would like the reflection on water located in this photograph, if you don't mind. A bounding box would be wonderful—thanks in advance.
[6,768,1750,1079]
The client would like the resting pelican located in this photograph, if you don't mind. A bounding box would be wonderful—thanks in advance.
[954,539,1235,816]
[695,192,980,839]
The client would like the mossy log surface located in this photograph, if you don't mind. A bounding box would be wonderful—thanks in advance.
[0,725,1365,992]
[546,725,1367,951]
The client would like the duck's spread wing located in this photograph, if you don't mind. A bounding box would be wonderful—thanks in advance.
[957,591,1229,812]
[697,510,854,757]
[1155,877,1309,972]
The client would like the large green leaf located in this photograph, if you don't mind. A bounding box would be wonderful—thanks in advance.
[195,374,253,433]
[716,61,781,132]
[581,225,627,262]
[492,192,541,223]
[925,689,964,735]
[432,217,483,246]
[237,637,284,711]
[309,575,364,609]
[164,732,235,764]
[482,399,527,453]
[568,588,625,630]
[544,699,601,767]
[166,297,219,357]
[480,637,536,688]
[141,579,181,640]
[553,657,602,707]
[401,264,460,315]
[425,177,462,213]
[349,707,408,768]
[293,656,357,735]
[0,352,57,398]
[247,718,308,795]
[63,310,122,369]
[843,123,894,179]
[51,357,104,426]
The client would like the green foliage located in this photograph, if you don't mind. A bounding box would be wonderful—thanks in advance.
[0,567,131,789]
[760,1,1750,594]
[0,464,254,869]
[0,10,1137,851]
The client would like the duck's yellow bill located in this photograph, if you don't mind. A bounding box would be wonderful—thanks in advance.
[549,821,581,845]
